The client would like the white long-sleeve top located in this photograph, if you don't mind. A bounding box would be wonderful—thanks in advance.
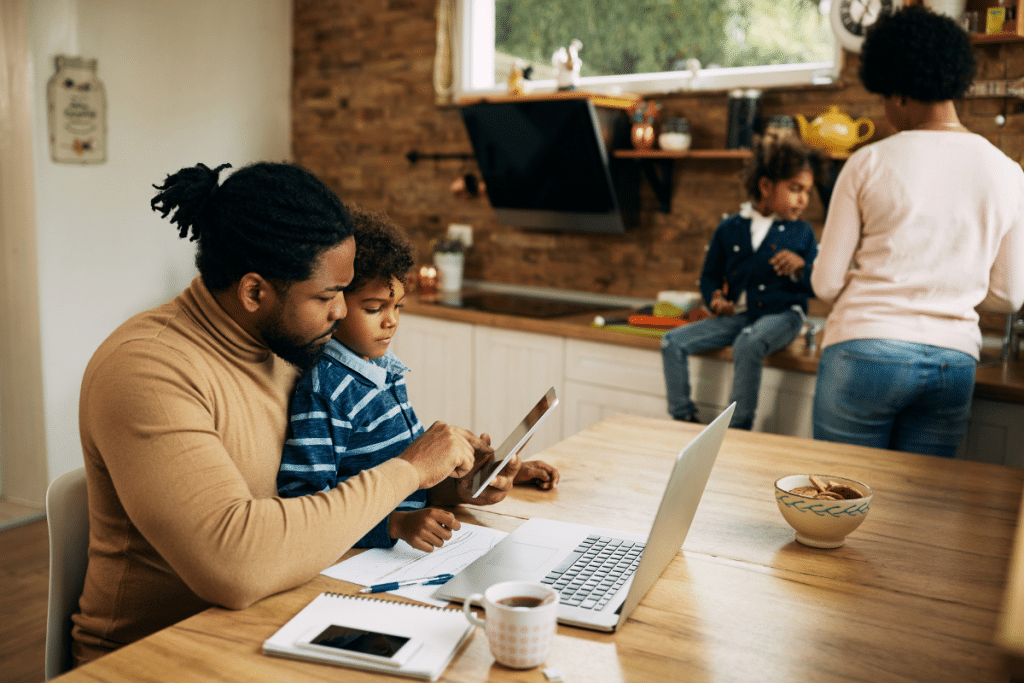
[812,130,1024,360]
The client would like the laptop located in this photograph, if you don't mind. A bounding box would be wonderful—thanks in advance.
[434,402,734,632]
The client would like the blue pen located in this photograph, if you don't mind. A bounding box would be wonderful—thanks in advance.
[358,573,455,594]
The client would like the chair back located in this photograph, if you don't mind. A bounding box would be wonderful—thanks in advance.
[45,467,89,680]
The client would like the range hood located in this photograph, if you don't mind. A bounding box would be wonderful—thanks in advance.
[459,98,639,233]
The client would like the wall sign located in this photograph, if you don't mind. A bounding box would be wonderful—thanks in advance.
[47,55,106,164]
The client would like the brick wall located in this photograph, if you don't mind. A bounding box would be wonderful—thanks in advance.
[293,0,1024,328]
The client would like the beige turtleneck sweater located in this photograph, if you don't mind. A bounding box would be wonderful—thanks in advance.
[73,277,419,665]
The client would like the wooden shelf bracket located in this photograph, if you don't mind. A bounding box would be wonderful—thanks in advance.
[633,157,675,213]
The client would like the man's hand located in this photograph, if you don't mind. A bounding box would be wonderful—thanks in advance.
[709,289,735,316]
[389,508,461,552]
[514,460,560,490]
[456,441,522,505]
[398,422,482,489]
[428,433,521,507]
[769,249,804,277]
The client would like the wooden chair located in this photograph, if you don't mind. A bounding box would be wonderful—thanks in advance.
[44,467,89,680]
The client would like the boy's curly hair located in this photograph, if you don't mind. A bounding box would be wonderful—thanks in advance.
[859,6,976,102]
[345,205,416,295]
[743,134,825,201]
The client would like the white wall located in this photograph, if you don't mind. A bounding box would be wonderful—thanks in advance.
[6,0,292,498]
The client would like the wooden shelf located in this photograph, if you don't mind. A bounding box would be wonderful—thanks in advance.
[614,147,850,161]
[613,148,752,160]
[971,32,1024,44]
[965,0,1024,42]
[458,90,640,111]
[615,146,848,213]
[613,149,755,212]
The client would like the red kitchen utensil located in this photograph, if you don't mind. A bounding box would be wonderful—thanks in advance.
[628,315,687,329]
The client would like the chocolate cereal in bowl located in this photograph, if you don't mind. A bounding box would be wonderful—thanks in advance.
[774,474,872,548]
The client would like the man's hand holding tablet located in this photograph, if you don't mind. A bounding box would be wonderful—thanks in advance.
[469,387,559,499]
[423,388,559,508]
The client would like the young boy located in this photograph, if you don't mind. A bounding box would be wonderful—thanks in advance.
[278,207,557,553]
[661,135,822,430]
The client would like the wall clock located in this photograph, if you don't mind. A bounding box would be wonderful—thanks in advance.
[830,0,903,53]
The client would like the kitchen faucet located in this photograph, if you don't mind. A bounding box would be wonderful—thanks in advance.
[1002,312,1023,362]
[804,318,824,351]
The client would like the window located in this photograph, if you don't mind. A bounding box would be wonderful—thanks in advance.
[456,0,839,96]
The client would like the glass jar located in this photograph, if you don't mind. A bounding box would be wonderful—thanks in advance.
[658,117,691,151]
[764,114,797,138]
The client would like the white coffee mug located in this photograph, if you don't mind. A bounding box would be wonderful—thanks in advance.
[463,580,559,669]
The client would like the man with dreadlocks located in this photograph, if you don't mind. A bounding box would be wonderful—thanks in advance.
[73,162,518,666]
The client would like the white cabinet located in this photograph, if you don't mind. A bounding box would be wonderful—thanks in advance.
[562,340,668,437]
[562,382,668,437]
[957,398,1024,467]
[392,316,564,460]
[750,367,817,439]
[562,338,816,439]
[472,327,565,461]
[397,314,1024,456]
[389,315,473,430]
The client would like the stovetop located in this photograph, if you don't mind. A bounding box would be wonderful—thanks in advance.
[437,292,617,319]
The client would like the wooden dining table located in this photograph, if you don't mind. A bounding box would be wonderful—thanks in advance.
[55,414,1024,682]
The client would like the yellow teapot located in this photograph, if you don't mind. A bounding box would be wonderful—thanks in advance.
[795,106,875,156]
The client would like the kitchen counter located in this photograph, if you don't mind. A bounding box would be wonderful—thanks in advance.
[405,287,1024,404]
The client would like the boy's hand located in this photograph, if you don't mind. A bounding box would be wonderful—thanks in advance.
[770,249,804,276]
[514,460,560,490]
[709,289,735,316]
[389,508,461,552]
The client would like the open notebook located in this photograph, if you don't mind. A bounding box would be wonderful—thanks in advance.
[263,593,473,680]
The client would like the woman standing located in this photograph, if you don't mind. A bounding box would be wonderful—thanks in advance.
[811,6,1024,457]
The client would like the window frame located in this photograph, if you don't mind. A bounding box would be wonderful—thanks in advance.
[453,0,843,98]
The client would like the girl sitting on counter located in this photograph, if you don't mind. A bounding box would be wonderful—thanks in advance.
[661,135,824,429]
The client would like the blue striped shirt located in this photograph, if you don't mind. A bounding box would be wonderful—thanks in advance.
[277,338,426,548]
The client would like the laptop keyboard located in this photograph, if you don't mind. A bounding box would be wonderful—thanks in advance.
[540,535,645,610]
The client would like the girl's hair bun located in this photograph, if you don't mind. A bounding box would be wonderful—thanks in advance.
[151,163,232,241]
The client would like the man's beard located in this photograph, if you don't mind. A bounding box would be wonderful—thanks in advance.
[260,316,337,373]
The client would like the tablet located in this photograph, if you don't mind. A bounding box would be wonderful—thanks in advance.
[470,387,559,498]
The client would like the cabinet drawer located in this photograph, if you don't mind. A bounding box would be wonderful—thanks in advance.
[473,326,565,460]
[565,338,666,397]
[562,382,668,439]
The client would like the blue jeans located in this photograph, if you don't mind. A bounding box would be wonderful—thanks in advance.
[813,339,976,458]
[661,309,804,429]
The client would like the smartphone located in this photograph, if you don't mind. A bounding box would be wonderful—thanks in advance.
[296,624,421,667]
[471,387,559,498]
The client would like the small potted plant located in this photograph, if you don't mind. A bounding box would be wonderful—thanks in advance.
[432,236,467,292]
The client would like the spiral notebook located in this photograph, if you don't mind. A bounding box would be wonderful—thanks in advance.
[262,592,474,680]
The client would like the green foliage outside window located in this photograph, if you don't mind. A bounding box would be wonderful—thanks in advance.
[495,0,833,79]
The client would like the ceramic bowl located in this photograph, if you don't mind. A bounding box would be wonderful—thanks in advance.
[774,474,872,548]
